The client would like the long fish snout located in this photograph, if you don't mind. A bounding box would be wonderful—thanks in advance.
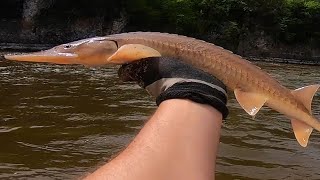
[4,50,78,64]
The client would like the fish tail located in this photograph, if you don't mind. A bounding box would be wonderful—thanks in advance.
[290,84,320,147]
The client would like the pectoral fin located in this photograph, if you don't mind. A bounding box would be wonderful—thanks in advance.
[234,89,267,116]
[107,44,161,64]
[291,119,313,147]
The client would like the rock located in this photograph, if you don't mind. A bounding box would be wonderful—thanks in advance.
[0,0,124,46]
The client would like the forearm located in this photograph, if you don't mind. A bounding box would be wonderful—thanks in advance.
[85,99,222,180]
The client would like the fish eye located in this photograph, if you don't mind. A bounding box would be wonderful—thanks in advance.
[64,45,72,49]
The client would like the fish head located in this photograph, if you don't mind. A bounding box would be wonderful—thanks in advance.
[4,37,119,66]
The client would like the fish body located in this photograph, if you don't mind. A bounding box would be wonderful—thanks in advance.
[106,32,318,131]
[4,32,319,147]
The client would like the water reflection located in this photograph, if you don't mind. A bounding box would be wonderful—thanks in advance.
[0,59,319,179]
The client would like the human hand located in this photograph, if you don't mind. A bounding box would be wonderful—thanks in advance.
[118,57,229,119]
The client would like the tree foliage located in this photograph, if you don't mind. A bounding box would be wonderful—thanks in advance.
[124,0,320,47]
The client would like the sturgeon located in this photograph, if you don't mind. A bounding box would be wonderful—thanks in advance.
[4,32,320,147]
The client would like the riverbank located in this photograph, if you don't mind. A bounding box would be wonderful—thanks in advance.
[0,43,54,51]
[248,57,320,65]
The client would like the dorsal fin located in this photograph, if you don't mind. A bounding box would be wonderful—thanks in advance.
[291,85,320,113]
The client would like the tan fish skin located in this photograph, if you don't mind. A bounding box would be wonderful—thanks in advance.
[4,32,320,147]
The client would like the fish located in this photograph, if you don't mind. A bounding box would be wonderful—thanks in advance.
[4,32,319,147]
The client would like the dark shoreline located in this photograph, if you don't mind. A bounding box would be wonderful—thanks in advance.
[248,57,320,66]
[1,43,319,66]
[0,43,55,52]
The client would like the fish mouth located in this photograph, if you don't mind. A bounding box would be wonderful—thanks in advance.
[4,51,78,64]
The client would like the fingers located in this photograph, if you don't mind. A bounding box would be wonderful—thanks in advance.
[118,63,138,82]
[117,58,160,88]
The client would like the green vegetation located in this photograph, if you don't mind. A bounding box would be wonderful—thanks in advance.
[125,0,320,48]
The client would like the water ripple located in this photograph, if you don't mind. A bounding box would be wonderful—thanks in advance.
[0,59,320,179]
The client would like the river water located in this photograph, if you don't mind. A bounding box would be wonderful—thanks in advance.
[0,55,319,179]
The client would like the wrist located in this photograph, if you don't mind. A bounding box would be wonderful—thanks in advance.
[158,99,223,120]
[156,82,228,119]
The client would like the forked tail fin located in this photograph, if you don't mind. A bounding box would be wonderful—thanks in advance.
[290,84,320,147]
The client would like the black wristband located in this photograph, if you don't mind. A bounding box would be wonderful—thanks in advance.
[156,82,229,119]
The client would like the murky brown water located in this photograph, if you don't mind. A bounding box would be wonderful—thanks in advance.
[0,55,319,179]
